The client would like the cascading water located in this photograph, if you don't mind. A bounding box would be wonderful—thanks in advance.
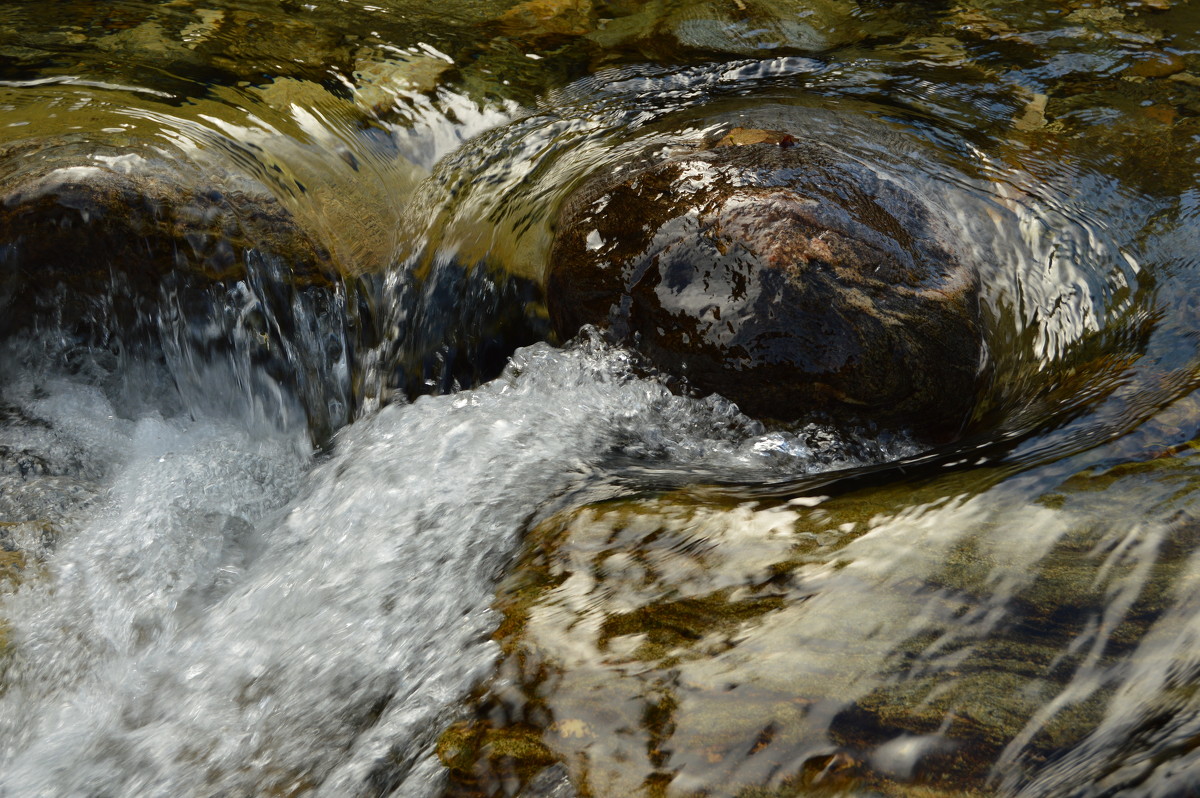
[0,323,902,797]
[3,1,1200,797]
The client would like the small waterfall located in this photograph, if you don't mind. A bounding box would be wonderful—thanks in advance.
[0,330,889,797]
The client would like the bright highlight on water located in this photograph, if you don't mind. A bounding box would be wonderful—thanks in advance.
[1,1,1200,797]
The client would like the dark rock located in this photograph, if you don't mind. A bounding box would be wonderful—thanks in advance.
[0,139,361,440]
[547,128,985,441]
[0,138,549,441]
[379,252,551,400]
[0,139,334,339]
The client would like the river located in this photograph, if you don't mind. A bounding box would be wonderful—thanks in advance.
[1,1,1199,796]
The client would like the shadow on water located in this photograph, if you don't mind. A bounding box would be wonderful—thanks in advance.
[2,1,1200,797]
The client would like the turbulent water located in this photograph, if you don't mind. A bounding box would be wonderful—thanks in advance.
[2,1,1200,796]
[0,329,902,797]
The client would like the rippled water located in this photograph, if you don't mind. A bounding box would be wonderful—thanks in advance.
[2,1,1200,796]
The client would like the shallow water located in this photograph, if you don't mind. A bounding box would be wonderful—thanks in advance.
[2,1,1200,796]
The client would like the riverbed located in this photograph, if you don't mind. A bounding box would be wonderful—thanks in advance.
[2,1,1200,796]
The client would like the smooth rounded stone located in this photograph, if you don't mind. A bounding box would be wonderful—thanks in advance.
[495,0,596,39]
[0,138,334,332]
[665,0,860,54]
[547,129,985,441]
[1128,48,1187,78]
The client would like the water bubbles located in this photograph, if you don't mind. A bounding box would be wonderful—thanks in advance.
[1,2,1197,795]
[0,330,900,796]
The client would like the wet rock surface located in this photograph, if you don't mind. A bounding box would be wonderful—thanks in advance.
[2,1,1200,796]
[0,139,361,440]
[440,423,1200,797]
[547,129,985,441]
[0,139,334,336]
[584,0,900,63]
[0,136,548,442]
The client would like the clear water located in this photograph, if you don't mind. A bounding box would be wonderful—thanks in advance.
[1,1,1199,796]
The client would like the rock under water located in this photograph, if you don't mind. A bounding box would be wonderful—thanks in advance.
[547,128,986,442]
[0,137,548,442]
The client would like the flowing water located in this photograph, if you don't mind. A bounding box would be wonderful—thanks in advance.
[2,1,1200,796]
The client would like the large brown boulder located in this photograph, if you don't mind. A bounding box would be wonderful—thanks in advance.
[547,129,985,441]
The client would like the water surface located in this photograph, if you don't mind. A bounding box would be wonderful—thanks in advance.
[2,1,1200,796]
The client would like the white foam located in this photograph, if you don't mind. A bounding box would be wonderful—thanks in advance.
[0,337,889,796]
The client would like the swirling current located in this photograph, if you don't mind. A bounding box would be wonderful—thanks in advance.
[2,1,1200,796]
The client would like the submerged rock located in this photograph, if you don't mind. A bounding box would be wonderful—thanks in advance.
[443,435,1200,797]
[496,0,596,40]
[0,136,547,441]
[585,0,895,62]
[0,139,333,320]
[547,129,985,441]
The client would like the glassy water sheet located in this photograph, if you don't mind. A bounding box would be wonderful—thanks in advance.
[0,334,899,798]
[2,1,1200,796]
[466,438,1200,797]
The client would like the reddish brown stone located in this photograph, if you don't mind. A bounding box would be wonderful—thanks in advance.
[547,131,985,441]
